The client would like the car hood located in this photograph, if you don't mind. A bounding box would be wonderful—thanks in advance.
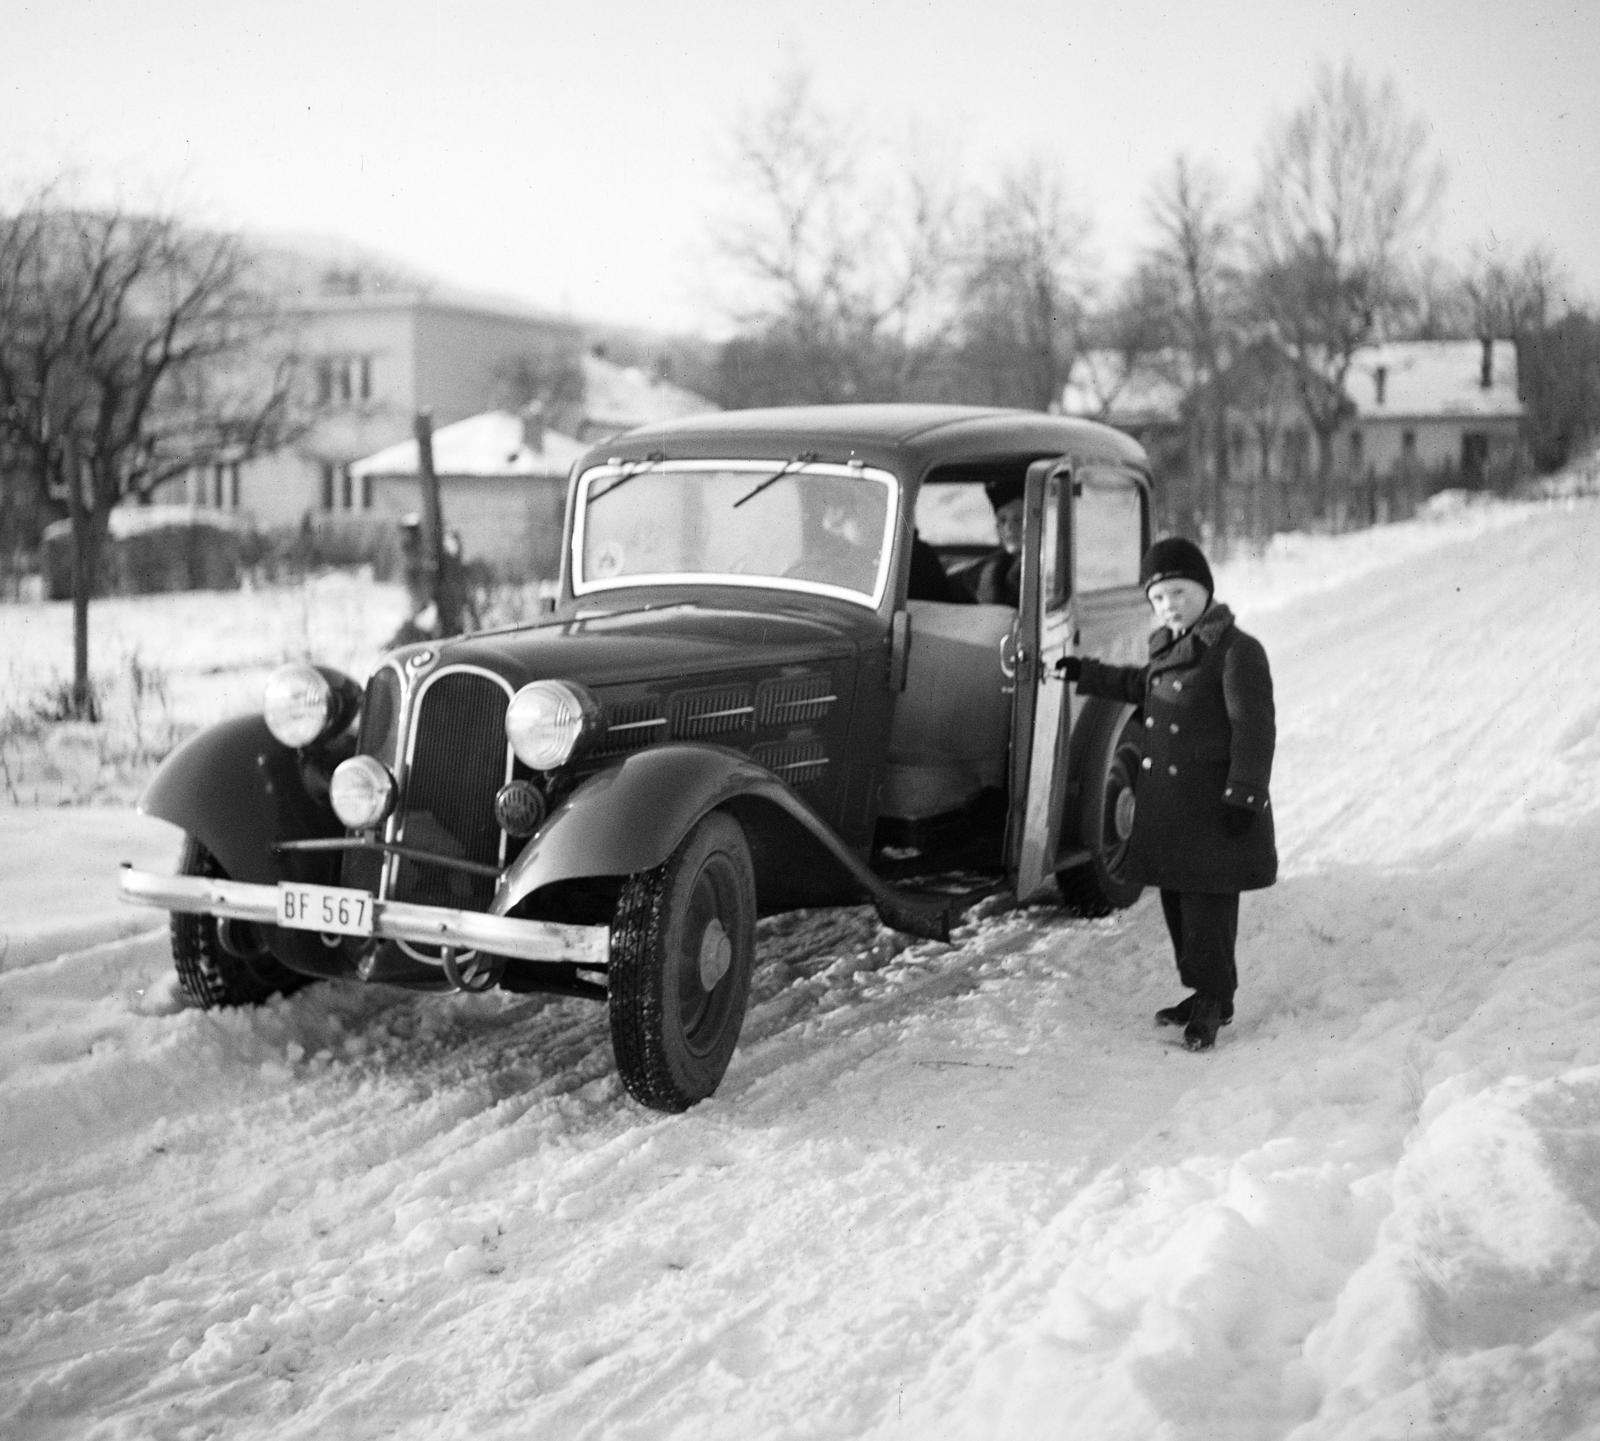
[403,601,869,690]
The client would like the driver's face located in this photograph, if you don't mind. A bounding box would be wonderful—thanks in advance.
[822,501,865,546]
[994,500,1025,555]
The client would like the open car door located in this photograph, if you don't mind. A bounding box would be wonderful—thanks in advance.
[1008,456,1152,902]
[1007,457,1076,900]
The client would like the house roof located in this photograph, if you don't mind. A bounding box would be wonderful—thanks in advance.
[1062,339,1525,427]
[349,410,587,479]
[1345,340,1522,421]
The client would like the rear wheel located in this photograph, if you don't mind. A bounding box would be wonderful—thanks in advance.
[171,836,311,1008]
[608,812,756,1112]
[1057,703,1145,917]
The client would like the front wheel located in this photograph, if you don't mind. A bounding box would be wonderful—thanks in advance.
[607,811,757,1113]
[1057,703,1146,917]
[171,836,312,1008]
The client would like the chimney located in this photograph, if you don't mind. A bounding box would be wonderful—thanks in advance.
[521,402,546,455]
[1374,365,1387,406]
[1480,337,1494,390]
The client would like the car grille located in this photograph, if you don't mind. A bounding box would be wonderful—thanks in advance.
[341,666,512,910]
[394,671,513,909]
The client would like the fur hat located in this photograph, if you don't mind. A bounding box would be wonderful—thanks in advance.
[1140,536,1214,595]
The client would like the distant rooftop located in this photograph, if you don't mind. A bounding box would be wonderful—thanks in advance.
[350,410,586,479]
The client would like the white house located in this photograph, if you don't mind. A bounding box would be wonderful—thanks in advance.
[349,409,587,579]
[158,286,584,532]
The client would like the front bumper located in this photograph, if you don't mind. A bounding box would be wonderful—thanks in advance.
[118,866,611,969]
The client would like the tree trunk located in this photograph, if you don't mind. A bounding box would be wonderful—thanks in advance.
[64,438,99,721]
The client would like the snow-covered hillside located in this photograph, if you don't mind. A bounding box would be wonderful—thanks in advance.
[3,496,1599,1441]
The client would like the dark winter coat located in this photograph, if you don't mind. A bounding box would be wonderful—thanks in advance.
[1076,602,1277,894]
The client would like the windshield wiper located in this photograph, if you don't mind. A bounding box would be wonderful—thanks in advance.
[588,450,666,503]
[732,451,818,508]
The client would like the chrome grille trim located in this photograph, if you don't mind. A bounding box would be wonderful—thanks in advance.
[595,696,668,757]
[751,739,829,786]
[756,673,837,726]
[670,684,755,739]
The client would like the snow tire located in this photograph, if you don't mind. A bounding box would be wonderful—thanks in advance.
[607,811,756,1113]
[1057,702,1146,917]
[170,836,311,1009]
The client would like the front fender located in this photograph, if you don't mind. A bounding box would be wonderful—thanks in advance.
[495,745,952,941]
[497,745,847,911]
[138,715,342,885]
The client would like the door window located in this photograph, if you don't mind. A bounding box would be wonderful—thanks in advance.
[1072,469,1145,592]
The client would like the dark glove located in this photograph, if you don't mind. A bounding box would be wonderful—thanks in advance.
[1056,656,1083,683]
[1222,804,1256,838]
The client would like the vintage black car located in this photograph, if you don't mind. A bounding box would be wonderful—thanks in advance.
[120,404,1156,1111]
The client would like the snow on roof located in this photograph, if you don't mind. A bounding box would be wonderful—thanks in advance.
[1064,340,1525,427]
[41,504,250,542]
[582,353,716,430]
[1346,339,1522,420]
[349,410,587,479]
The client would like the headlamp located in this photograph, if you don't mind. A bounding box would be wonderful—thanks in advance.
[264,664,352,748]
[330,755,397,830]
[505,680,600,770]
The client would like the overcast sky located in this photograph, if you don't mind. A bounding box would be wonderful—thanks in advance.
[6,0,1596,335]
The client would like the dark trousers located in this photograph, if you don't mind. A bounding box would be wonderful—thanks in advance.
[1159,889,1240,1010]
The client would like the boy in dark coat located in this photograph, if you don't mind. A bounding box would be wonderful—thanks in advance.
[1061,537,1277,1051]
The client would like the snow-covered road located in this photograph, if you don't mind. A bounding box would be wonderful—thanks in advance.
[3,496,1599,1440]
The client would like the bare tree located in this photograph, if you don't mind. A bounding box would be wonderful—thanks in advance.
[1247,60,1445,521]
[714,72,959,404]
[955,158,1094,410]
[0,190,306,716]
[1142,155,1245,539]
[1462,242,1564,343]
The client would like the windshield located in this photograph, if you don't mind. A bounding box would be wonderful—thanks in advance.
[571,461,898,606]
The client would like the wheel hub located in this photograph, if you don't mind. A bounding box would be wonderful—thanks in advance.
[697,918,732,991]
[1114,787,1136,840]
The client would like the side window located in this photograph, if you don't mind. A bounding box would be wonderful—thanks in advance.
[1041,468,1070,608]
[1073,467,1145,592]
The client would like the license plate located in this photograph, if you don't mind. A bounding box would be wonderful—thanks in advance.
[277,882,375,937]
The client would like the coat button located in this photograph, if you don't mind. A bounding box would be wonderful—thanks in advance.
[1167,764,1178,776]
[1145,716,1155,728]
[1141,757,1152,770]
[1173,681,1184,692]
[1169,723,1180,734]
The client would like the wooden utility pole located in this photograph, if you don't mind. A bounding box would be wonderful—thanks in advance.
[412,410,462,635]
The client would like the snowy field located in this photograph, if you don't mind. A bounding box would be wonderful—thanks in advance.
[2,492,1599,1440]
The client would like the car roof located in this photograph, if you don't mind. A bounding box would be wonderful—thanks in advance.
[579,403,1150,478]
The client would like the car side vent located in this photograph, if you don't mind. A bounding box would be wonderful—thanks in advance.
[670,684,754,739]
[596,696,668,756]
[752,739,828,786]
[756,672,837,726]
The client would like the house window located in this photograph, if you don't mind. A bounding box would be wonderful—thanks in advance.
[211,463,240,508]
[1349,429,1365,474]
[340,465,354,510]
[320,461,336,510]
[1284,428,1308,483]
[1462,432,1489,484]
[315,354,376,407]
[1402,430,1417,455]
